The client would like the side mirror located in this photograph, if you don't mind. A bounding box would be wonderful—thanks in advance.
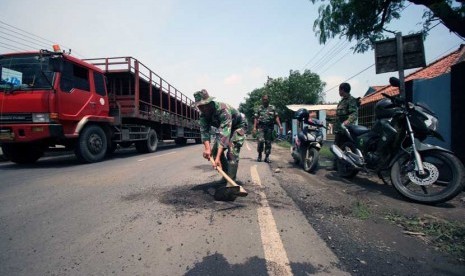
[49,57,64,72]
[389,77,400,87]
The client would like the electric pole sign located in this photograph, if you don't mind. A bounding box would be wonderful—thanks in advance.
[374,33,426,97]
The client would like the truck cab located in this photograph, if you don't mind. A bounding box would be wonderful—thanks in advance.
[0,50,112,163]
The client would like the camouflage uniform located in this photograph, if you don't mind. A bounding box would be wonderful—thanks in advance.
[334,95,358,147]
[199,101,246,180]
[255,104,278,158]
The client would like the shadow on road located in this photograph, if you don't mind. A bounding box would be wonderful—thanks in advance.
[0,143,200,169]
[185,252,321,276]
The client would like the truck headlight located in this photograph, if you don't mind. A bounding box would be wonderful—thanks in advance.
[32,113,50,123]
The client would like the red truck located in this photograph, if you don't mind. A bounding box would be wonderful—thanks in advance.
[0,48,200,164]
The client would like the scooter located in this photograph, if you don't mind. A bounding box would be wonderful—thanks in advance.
[291,108,326,173]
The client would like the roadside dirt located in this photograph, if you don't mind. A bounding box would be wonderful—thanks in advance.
[267,143,465,275]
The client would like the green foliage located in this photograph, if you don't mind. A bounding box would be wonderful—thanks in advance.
[275,140,292,149]
[319,145,333,159]
[310,0,465,53]
[352,201,371,220]
[385,213,465,257]
[239,69,326,124]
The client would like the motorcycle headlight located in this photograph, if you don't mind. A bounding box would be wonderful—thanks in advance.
[32,113,50,123]
[424,113,438,131]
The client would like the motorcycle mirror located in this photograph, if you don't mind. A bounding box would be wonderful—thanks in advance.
[389,77,400,87]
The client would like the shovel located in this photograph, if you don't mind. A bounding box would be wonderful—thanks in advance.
[209,157,248,201]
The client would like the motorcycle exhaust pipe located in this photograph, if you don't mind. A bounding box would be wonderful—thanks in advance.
[330,145,360,169]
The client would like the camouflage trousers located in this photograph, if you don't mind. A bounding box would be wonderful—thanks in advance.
[212,126,246,173]
[257,127,273,155]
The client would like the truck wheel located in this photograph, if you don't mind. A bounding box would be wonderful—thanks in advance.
[135,129,158,153]
[2,144,43,164]
[75,125,107,163]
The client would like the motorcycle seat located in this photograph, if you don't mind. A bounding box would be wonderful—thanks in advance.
[347,125,370,136]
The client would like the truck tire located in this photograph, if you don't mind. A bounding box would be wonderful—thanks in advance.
[2,144,43,164]
[75,125,107,163]
[135,129,158,153]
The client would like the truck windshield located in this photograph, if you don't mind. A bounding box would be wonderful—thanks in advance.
[0,54,55,92]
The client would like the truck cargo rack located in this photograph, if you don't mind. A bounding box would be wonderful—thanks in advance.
[84,57,200,134]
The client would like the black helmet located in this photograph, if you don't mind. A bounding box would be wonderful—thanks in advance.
[375,98,399,119]
[294,108,309,121]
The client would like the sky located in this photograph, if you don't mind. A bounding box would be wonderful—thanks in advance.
[1,0,464,108]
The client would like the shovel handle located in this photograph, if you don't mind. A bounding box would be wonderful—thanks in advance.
[209,157,239,187]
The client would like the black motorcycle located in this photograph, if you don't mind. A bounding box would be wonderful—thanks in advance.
[331,77,464,204]
[291,109,325,173]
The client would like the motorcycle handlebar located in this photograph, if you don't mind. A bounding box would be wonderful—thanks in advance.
[382,92,406,107]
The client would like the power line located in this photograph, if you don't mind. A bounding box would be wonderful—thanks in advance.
[322,40,462,97]
[0,20,85,58]
[0,35,38,51]
[323,64,375,95]
[0,27,50,49]
[428,43,463,63]
[312,41,351,73]
[319,51,350,74]
[0,42,27,52]
[304,1,414,77]
[301,40,332,71]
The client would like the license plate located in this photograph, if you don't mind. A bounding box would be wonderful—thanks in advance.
[0,131,14,141]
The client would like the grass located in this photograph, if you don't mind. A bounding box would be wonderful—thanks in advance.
[319,145,333,159]
[385,212,465,258]
[275,140,292,149]
[352,201,371,220]
[274,140,334,159]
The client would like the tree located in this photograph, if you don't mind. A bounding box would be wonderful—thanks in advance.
[239,70,326,125]
[310,0,465,53]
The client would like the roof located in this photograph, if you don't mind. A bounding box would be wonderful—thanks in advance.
[364,85,387,97]
[286,104,338,112]
[361,44,465,105]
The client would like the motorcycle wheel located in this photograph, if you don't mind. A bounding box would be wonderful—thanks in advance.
[302,147,319,173]
[337,142,359,178]
[391,150,465,204]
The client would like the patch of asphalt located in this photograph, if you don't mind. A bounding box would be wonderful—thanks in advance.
[268,144,465,276]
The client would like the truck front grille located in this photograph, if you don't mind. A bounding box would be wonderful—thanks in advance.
[0,113,33,123]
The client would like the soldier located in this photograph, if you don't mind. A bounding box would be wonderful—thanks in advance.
[333,82,359,168]
[193,89,246,182]
[334,82,358,145]
[253,94,283,163]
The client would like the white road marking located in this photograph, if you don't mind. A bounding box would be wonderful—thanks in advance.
[250,165,293,276]
[137,151,177,162]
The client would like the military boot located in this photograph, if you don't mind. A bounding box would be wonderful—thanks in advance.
[227,161,239,181]
[264,154,271,163]
[257,152,262,162]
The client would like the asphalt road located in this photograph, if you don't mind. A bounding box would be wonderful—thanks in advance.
[0,142,349,276]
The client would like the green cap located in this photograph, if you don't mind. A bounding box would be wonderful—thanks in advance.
[193,89,214,107]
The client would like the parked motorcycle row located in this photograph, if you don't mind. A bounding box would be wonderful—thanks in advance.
[289,77,465,205]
